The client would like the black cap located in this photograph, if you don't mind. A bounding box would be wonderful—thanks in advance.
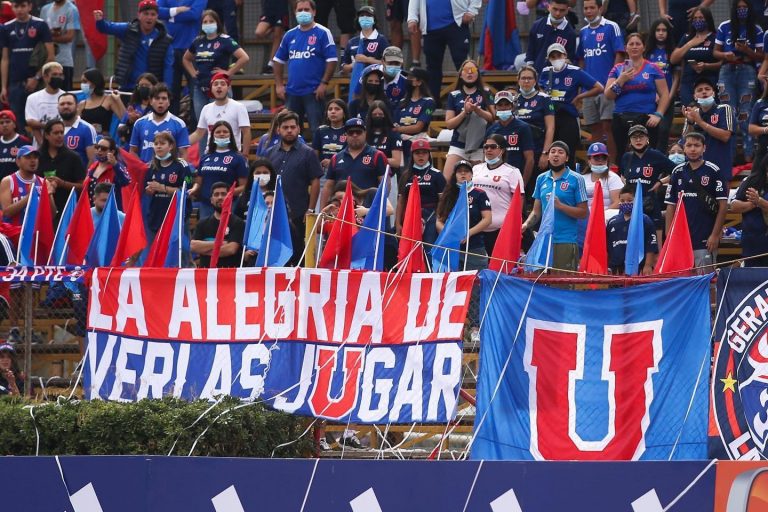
[549,140,570,155]
[628,124,649,137]
[357,5,375,15]
[407,67,429,82]
[344,118,366,131]
[455,159,474,171]
[693,75,716,90]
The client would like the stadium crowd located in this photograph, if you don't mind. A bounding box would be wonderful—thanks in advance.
[0,0,763,287]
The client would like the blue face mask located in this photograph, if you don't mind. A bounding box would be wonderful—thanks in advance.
[619,202,633,216]
[385,65,401,77]
[692,19,707,32]
[497,110,513,121]
[214,137,230,147]
[202,23,217,35]
[296,11,313,25]
[359,16,374,29]
[413,162,430,170]
[697,95,715,108]
[156,152,172,161]
[81,83,91,96]
[737,6,749,19]
[669,153,685,165]
[485,156,501,166]
[591,164,608,173]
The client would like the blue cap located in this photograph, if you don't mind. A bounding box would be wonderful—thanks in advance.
[587,142,609,156]
[16,145,39,158]
[344,118,366,131]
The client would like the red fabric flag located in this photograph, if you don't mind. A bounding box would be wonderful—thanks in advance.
[77,0,107,61]
[33,181,55,265]
[318,180,358,269]
[119,149,149,207]
[209,183,236,268]
[66,177,94,265]
[578,180,608,274]
[489,184,523,273]
[397,177,425,272]
[655,198,694,274]
[110,184,147,266]
[145,193,178,267]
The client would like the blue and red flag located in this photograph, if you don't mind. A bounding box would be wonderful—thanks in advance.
[17,178,54,265]
[479,0,521,71]
[85,186,122,266]
[351,174,388,271]
[256,176,293,267]
[145,182,188,268]
[49,187,77,265]
[431,182,468,272]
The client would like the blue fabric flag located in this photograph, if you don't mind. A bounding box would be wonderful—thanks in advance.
[625,181,645,275]
[165,181,189,268]
[431,182,468,272]
[350,176,388,270]
[523,194,555,272]
[256,176,293,267]
[85,187,122,266]
[472,271,712,461]
[49,188,77,265]
[243,181,269,252]
[16,182,40,266]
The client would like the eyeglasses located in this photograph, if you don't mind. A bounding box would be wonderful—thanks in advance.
[463,67,478,73]
[483,144,500,150]
[94,145,111,151]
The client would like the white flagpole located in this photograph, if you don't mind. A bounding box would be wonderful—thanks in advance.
[463,183,469,272]
[58,234,70,266]
[263,177,279,266]
[178,181,187,268]
[48,188,76,265]
[33,232,39,266]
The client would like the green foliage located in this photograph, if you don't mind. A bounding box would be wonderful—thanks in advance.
[0,396,312,457]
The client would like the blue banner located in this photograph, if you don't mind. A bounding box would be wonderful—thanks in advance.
[472,271,712,460]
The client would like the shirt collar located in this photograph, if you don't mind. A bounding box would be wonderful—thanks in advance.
[361,29,379,39]
[550,17,569,30]
[151,112,171,125]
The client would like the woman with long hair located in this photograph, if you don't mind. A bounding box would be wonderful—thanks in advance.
[313,99,348,172]
[0,343,22,396]
[472,134,525,254]
[234,158,276,220]
[606,32,671,155]
[645,18,682,152]
[516,65,556,178]
[365,100,402,171]
[670,7,721,106]
[85,135,130,206]
[442,59,495,181]
[118,73,158,149]
[730,157,768,266]
[78,68,126,136]
[349,66,387,121]
[194,120,249,219]
[393,67,435,142]
[713,0,764,162]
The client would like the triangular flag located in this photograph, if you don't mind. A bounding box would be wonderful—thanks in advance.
[351,176,389,270]
[318,180,358,269]
[16,180,40,266]
[489,184,523,273]
[256,176,293,267]
[85,186,122,266]
[624,181,645,275]
[524,193,555,272]
[578,180,607,274]
[145,192,179,267]
[33,180,55,265]
[165,181,189,268]
[397,177,425,272]
[110,184,147,266]
[49,187,77,265]
[431,182,469,273]
[655,198,694,274]
[66,177,94,265]
[209,182,236,268]
[242,180,269,252]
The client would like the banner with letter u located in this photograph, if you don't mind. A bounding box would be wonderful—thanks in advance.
[472,271,711,460]
[85,268,475,424]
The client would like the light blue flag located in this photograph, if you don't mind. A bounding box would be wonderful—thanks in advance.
[431,182,469,272]
[242,180,269,252]
[257,176,293,267]
[165,181,189,268]
[350,176,388,270]
[49,188,77,265]
[625,181,645,275]
[85,187,122,266]
[523,193,555,272]
[16,182,40,266]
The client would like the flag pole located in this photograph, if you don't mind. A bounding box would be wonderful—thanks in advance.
[463,183,469,272]
[263,177,278,266]
[33,231,39,266]
[58,234,70,266]
[48,187,76,264]
[16,184,36,263]
[178,182,186,268]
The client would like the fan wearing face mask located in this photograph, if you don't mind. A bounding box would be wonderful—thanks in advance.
[234,159,276,221]
[341,6,389,75]
[523,0,577,74]
[194,120,249,220]
[539,43,602,169]
[24,62,66,146]
[484,90,534,186]
[682,76,735,183]
[581,142,622,210]
[349,67,387,121]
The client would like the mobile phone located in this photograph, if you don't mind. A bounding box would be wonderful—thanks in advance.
[687,59,697,65]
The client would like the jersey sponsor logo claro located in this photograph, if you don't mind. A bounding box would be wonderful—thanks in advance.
[288,47,317,59]
[583,43,607,57]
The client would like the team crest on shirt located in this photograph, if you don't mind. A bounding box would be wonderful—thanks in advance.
[28,27,36,38]
[367,42,379,52]
[413,106,422,115]
[169,172,178,184]
[214,42,220,49]
[58,15,66,23]
[642,72,649,80]
[564,77,572,86]
[340,134,347,143]
[362,155,372,165]
[711,114,719,124]
[643,166,653,177]
[392,87,401,97]
[308,35,317,45]
[223,156,233,164]
[468,195,474,205]
[507,134,518,146]
[66,136,79,149]
[560,182,569,191]
[424,173,431,181]
[530,100,537,107]
[702,176,710,186]
[10,147,17,157]
[493,175,501,182]
[596,32,604,42]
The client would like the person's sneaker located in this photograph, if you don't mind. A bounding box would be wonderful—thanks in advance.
[318,438,332,451]
[262,62,274,74]
[340,434,363,449]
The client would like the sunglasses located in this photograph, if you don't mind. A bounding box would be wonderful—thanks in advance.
[94,145,111,151]
[483,144,500,150]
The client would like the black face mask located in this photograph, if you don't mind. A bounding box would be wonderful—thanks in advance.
[550,162,566,172]
[364,82,381,95]
[137,86,151,100]
[59,111,76,121]
[49,77,64,90]
[371,117,386,127]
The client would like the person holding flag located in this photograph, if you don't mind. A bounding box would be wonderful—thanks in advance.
[0,146,56,227]
[522,141,588,272]
[191,182,244,268]
[607,184,659,275]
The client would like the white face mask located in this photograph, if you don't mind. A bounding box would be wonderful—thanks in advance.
[550,59,567,71]
[591,164,608,173]
[256,174,271,187]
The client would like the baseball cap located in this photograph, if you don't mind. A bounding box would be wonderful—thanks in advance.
[693,75,716,90]
[210,72,231,86]
[16,145,39,158]
[138,0,158,11]
[549,140,570,155]
[0,110,16,123]
[407,67,429,82]
[587,142,609,156]
[628,124,649,137]
[411,139,432,152]
[344,118,366,131]
[0,343,14,353]
[382,46,404,63]
[494,90,516,105]
[455,159,474,171]
[547,43,567,57]
[357,5,375,15]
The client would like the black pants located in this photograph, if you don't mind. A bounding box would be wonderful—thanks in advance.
[484,229,500,256]
[553,110,580,170]
[289,216,306,266]
[423,23,470,107]
[207,0,239,41]
[171,48,194,120]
